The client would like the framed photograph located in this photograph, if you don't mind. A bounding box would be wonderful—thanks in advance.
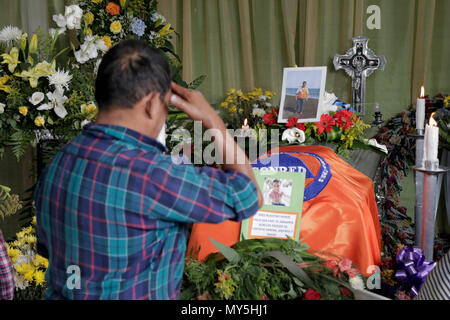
[240,169,305,241]
[278,66,327,123]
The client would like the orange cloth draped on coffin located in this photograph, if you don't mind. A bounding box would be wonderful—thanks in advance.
[187,146,381,276]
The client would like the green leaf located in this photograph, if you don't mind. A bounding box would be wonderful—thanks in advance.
[263,250,317,291]
[209,237,240,264]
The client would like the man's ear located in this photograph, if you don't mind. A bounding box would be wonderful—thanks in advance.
[143,92,159,120]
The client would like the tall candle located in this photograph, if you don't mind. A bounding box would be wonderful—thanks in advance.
[424,113,439,163]
[416,86,426,131]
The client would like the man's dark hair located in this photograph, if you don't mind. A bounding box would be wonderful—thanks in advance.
[95,39,171,110]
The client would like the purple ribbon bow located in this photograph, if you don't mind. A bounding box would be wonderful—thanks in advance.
[395,247,436,298]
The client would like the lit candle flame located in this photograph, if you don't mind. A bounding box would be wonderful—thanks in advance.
[429,112,437,127]
[244,118,248,126]
[420,86,425,99]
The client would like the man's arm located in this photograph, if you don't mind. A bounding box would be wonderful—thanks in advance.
[170,82,263,208]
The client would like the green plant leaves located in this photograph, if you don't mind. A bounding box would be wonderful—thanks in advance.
[209,237,240,264]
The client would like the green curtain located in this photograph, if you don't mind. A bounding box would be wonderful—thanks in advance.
[159,0,450,124]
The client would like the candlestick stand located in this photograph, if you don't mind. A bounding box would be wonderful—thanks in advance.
[413,160,450,261]
[409,129,425,247]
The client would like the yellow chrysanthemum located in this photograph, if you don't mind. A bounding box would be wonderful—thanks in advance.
[84,12,94,25]
[227,88,236,95]
[7,247,20,264]
[34,255,49,268]
[110,21,122,34]
[22,225,33,235]
[15,263,35,278]
[84,28,93,36]
[229,105,237,113]
[220,102,228,109]
[34,270,46,286]
[102,36,112,48]
[18,106,28,116]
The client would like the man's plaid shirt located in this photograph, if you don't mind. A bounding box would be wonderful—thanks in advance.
[0,230,15,300]
[33,123,258,300]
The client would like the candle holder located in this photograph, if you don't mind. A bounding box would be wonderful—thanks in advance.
[413,161,450,261]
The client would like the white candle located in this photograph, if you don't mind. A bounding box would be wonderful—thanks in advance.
[242,118,249,130]
[424,113,439,163]
[416,86,426,131]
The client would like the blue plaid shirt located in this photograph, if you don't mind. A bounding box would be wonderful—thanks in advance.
[34,123,258,300]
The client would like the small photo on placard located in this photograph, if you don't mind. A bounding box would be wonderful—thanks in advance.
[263,178,292,207]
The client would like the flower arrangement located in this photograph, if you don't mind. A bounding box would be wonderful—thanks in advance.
[0,185,22,220]
[0,21,97,160]
[218,87,277,132]
[181,238,367,300]
[6,216,49,299]
[0,1,191,161]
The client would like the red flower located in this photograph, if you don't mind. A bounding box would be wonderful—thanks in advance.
[340,287,351,297]
[334,110,354,131]
[316,114,336,134]
[346,268,359,278]
[302,289,321,300]
[286,117,306,131]
[263,109,278,126]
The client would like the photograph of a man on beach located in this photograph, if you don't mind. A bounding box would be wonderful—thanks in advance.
[278,67,327,123]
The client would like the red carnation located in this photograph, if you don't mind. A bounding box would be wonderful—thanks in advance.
[316,114,336,134]
[340,287,351,297]
[334,110,354,131]
[302,289,321,300]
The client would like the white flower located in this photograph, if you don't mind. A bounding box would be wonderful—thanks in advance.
[37,89,68,119]
[151,13,166,24]
[28,92,45,106]
[321,91,339,114]
[49,27,66,38]
[65,5,83,30]
[48,69,72,92]
[52,14,67,28]
[365,138,388,154]
[94,38,108,53]
[282,128,305,144]
[265,103,272,107]
[252,108,265,118]
[0,25,22,47]
[0,102,5,114]
[349,275,365,291]
[81,119,91,128]
[75,37,99,64]
[258,95,267,102]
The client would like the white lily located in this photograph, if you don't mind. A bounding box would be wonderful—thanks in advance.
[37,89,68,119]
[0,102,5,114]
[52,14,67,28]
[282,127,305,144]
[29,92,45,106]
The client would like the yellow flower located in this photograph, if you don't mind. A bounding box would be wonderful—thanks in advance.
[81,103,97,114]
[220,102,228,108]
[229,105,237,113]
[34,116,45,127]
[1,47,21,73]
[444,96,450,108]
[29,34,38,54]
[84,12,94,25]
[158,23,174,36]
[91,0,103,3]
[15,263,35,281]
[84,28,93,36]
[110,21,122,34]
[227,88,236,95]
[32,216,37,226]
[34,270,46,286]
[101,36,112,48]
[16,61,53,88]
[22,225,33,235]
[34,255,49,268]
[18,33,28,51]
[19,106,28,116]
[7,247,20,264]
[0,75,11,93]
